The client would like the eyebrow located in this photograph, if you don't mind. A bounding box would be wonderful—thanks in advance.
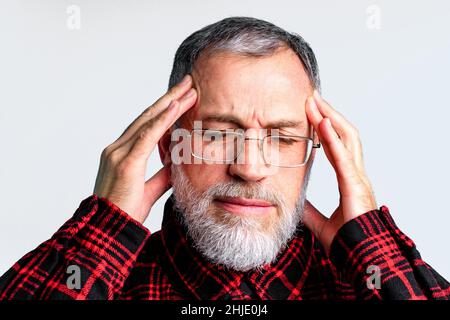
[201,114,305,129]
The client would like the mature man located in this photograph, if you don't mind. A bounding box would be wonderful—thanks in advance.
[0,16,448,300]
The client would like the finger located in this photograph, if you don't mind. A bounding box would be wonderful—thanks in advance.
[165,87,198,124]
[152,75,194,115]
[312,90,356,141]
[319,117,360,184]
[312,91,366,175]
[127,100,180,161]
[128,88,197,161]
[303,200,328,239]
[143,165,172,213]
[305,96,324,140]
[115,74,194,145]
[307,98,351,176]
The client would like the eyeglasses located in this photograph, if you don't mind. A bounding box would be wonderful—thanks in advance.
[184,128,321,168]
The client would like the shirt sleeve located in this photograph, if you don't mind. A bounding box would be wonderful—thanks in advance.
[0,195,150,300]
[329,205,450,300]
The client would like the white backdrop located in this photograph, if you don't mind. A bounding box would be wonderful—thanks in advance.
[0,0,449,280]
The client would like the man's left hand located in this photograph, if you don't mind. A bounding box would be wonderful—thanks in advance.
[303,90,378,252]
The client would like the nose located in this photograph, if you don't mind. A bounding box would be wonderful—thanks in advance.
[228,132,274,182]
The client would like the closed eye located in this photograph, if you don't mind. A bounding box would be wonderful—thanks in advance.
[269,136,305,145]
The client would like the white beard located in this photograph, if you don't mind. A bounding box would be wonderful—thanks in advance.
[170,164,312,272]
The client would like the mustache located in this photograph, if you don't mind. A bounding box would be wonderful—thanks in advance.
[203,180,285,208]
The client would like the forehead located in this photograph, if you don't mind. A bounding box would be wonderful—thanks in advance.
[181,47,313,130]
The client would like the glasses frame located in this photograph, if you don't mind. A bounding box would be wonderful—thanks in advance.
[186,128,321,168]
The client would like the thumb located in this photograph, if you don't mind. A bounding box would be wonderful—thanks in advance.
[303,200,328,239]
[143,165,172,214]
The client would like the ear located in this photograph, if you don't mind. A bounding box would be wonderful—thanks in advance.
[158,128,172,166]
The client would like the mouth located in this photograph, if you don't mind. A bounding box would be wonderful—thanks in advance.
[213,196,275,216]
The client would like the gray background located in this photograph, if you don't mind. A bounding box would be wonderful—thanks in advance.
[1,0,449,279]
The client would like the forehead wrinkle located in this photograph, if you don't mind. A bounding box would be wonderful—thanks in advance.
[199,112,306,130]
[187,50,311,131]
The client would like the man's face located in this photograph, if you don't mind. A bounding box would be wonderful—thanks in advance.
[170,47,316,271]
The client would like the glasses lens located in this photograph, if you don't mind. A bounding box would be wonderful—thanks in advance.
[263,136,312,167]
[191,129,242,163]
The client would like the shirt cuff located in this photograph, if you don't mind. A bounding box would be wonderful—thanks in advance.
[52,194,151,277]
[329,205,416,284]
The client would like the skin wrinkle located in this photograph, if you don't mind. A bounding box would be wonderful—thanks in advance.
[188,48,310,126]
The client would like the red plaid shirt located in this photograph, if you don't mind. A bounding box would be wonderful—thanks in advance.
[0,194,449,300]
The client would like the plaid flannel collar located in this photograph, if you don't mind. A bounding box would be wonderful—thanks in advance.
[160,193,316,300]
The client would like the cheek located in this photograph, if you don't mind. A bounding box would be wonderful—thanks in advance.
[182,163,228,193]
[272,169,305,204]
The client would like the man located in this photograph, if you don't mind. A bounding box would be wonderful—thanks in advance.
[0,16,448,300]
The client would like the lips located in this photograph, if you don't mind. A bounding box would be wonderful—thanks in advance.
[215,197,273,207]
[214,197,275,215]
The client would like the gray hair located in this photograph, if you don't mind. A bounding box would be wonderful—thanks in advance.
[168,16,321,91]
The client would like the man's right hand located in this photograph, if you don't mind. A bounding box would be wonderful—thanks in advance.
[93,74,197,224]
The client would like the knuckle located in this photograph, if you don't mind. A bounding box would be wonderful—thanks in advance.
[166,85,178,98]
[107,148,123,166]
[141,105,155,117]
[142,101,159,118]
[100,149,108,162]
[101,145,113,158]
[138,126,154,141]
[101,147,119,167]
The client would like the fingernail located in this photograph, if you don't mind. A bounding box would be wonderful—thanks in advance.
[180,74,191,86]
